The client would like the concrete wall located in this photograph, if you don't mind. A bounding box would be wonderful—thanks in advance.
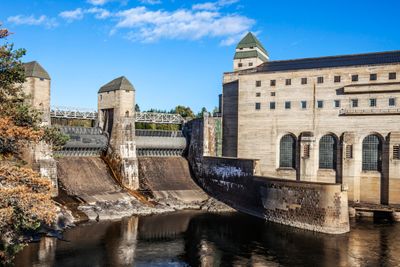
[187,117,350,234]
[196,157,349,234]
[22,76,51,126]
[222,81,239,157]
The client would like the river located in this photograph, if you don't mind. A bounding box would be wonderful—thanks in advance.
[14,211,400,266]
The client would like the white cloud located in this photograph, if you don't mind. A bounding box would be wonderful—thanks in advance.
[192,0,239,11]
[7,15,58,28]
[87,0,109,5]
[87,0,128,5]
[59,8,84,22]
[139,0,162,4]
[114,6,254,44]
[87,7,111,19]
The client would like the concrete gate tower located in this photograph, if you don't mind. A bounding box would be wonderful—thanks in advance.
[98,76,139,190]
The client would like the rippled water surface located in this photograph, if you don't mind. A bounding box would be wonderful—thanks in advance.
[14,211,400,266]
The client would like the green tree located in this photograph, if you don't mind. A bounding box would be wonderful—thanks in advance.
[173,105,195,119]
[135,104,140,112]
[196,107,208,118]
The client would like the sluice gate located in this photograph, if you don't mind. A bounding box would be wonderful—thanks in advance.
[135,129,186,157]
[55,126,108,156]
[56,126,187,157]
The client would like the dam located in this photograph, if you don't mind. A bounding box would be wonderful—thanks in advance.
[52,77,208,217]
[23,62,349,234]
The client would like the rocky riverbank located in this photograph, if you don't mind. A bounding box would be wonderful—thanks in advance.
[54,189,235,229]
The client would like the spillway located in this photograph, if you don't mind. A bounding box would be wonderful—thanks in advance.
[57,157,131,204]
[138,157,208,203]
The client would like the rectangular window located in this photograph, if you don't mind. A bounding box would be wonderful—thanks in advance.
[334,100,341,108]
[334,76,341,83]
[394,145,400,160]
[352,75,359,82]
[369,98,377,107]
[270,80,276,86]
[389,98,396,106]
[285,101,291,109]
[346,145,353,159]
[317,77,324,84]
[270,102,276,110]
[370,74,377,81]
[351,99,358,107]
[255,102,261,110]
[40,78,45,81]
[271,92,276,96]
[301,101,307,109]
[301,78,308,85]
[389,72,397,80]
[285,79,291,86]
[249,62,253,67]
[238,63,243,67]
[317,100,324,108]
[256,92,261,97]
[256,80,261,87]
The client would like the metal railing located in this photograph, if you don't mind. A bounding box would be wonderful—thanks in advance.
[50,106,185,124]
[50,106,97,120]
[135,112,185,124]
[135,129,184,138]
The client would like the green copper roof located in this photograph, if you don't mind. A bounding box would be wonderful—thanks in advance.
[236,32,268,57]
[23,61,50,80]
[234,50,268,62]
[98,76,135,93]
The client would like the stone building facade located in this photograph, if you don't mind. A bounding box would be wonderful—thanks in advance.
[222,33,400,205]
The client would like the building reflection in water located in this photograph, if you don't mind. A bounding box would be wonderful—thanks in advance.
[14,212,400,267]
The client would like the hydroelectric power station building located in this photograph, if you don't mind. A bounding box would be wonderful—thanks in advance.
[222,33,400,206]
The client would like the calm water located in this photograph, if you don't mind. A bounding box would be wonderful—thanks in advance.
[14,211,400,267]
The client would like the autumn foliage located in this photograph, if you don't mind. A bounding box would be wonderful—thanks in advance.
[0,24,60,263]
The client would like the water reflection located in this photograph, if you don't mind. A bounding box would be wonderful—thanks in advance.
[14,211,400,266]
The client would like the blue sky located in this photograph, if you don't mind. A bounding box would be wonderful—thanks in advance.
[1,0,400,113]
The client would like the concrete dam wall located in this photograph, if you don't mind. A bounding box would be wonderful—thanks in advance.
[138,157,207,203]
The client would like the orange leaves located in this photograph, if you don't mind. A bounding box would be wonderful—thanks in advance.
[0,117,43,142]
[0,166,57,231]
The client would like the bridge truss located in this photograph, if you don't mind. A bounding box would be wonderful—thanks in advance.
[50,106,185,124]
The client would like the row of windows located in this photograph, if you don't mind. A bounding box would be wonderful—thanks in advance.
[255,72,397,87]
[255,98,397,110]
[279,134,399,171]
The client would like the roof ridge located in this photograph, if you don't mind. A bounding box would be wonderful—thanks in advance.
[265,50,400,64]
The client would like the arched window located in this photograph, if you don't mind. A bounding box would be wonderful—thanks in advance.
[125,111,129,117]
[280,134,296,168]
[319,134,337,169]
[362,134,382,171]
